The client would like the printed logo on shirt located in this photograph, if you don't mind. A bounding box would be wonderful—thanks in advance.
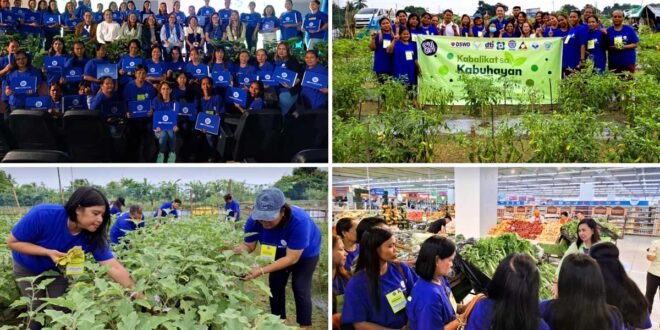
[218,75,225,81]
[265,74,271,79]
[420,39,437,56]
[280,239,287,246]
[196,69,201,74]
[129,61,135,66]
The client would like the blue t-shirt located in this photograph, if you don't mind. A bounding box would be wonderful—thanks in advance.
[540,299,625,330]
[240,12,261,31]
[472,25,485,37]
[109,211,145,244]
[83,58,110,93]
[586,29,607,72]
[248,98,263,110]
[407,278,456,330]
[255,61,274,74]
[279,10,302,40]
[260,16,279,33]
[89,92,121,115]
[344,244,359,272]
[304,11,328,39]
[11,204,114,274]
[167,60,185,74]
[144,59,165,78]
[118,54,143,84]
[154,201,179,218]
[373,32,394,75]
[151,98,175,112]
[185,62,209,80]
[563,25,588,69]
[199,94,224,115]
[217,8,232,28]
[122,80,156,102]
[419,25,439,36]
[490,18,508,31]
[392,41,418,85]
[341,262,418,328]
[225,200,240,221]
[205,23,224,40]
[197,6,216,18]
[466,298,550,330]
[606,25,639,66]
[301,63,327,110]
[243,205,322,258]
[109,205,121,215]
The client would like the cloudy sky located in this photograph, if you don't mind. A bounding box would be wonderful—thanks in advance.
[2,167,308,188]
[333,0,644,14]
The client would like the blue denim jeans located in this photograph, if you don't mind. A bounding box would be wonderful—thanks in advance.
[155,129,176,153]
[278,91,298,116]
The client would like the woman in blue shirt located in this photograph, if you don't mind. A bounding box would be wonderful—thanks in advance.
[8,187,140,330]
[236,188,322,328]
[254,48,274,95]
[184,48,208,86]
[4,50,41,110]
[208,47,232,94]
[466,253,549,330]
[145,45,166,85]
[369,17,395,80]
[585,16,607,73]
[406,13,422,36]
[109,205,145,245]
[242,1,261,50]
[232,50,255,88]
[83,43,109,94]
[484,21,500,38]
[606,10,639,74]
[46,83,64,121]
[407,236,463,330]
[280,0,302,42]
[152,81,178,163]
[118,39,143,87]
[234,80,264,113]
[109,197,125,215]
[590,243,652,330]
[258,5,279,45]
[541,254,624,330]
[335,217,359,273]
[341,227,418,329]
[300,50,327,110]
[303,0,328,50]
[205,13,223,54]
[387,28,420,89]
[197,76,224,161]
[74,0,91,19]
[42,37,67,87]
[166,46,185,77]
[563,10,588,76]
[500,21,516,38]
[171,1,186,26]
[332,234,350,315]
[42,0,61,50]
[171,73,198,162]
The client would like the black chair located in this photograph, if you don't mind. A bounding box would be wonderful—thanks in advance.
[231,109,283,162]
[2,150,71,162]
[62,110,113,162]
[281,108,328,161]
[8,109,62,150]
[0,121,17,160]
[291,149,328,163]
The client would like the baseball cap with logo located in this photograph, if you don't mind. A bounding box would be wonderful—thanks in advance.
[251,188,286,221]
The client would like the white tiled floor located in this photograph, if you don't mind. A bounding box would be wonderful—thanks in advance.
[617,235,660,326]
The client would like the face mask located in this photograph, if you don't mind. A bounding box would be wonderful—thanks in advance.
[489,27,497,33]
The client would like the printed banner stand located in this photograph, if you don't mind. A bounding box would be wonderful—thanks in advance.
[414,35,563,105]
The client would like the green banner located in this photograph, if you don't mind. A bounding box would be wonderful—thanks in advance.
[415,36,563,105]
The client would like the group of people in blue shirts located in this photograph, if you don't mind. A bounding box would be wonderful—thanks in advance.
[370,5,640,90]
[332,216,652,330]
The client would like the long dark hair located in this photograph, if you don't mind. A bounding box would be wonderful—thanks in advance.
[274,203,293,229]
[590,243,648,328]
[548,254,621,330]
[332,234,351,281]
[576,218,600,248]
[355,227,393,311]
[355,216,386,243]
[415,236,455,281]
[335,217,356,239]
[488,253,540,330]
[64,187,111,251]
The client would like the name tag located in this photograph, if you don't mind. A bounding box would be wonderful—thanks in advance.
[405,50,414,61]
[588,39,595,49]
[260,244,276,262]
[382,39,391,49]
[385,288,407,313]
[564,35,571,44]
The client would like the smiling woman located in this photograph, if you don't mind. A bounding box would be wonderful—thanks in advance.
[6,186,139,330]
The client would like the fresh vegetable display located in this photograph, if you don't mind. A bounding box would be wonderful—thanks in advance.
[459,234,556,299]
[0,215,298,329]
[487,220,512,236]
[487,220,543,240]
[594,218,622,238]
[561,220,580,241]
[333,210,374,221]
[382,205,405,227]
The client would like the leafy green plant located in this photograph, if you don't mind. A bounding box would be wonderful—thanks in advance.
[1,216,298,329]
[454,119,526,163]
[558,62,627,113]
[459,74,502,117]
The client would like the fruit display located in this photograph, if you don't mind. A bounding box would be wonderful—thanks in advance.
[536,222,563,244]
[333,210,374,221]
[460,234,556,299]
[488,220,513,236]
[487,220,544,240]
[382,204,405,226]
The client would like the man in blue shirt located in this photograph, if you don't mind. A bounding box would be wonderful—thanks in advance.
[304,0,328,50]
[218,0,233,31]
[224,193,240,221]
[241,1,261,50]
[154,198,182,218]
[110,205,145,244]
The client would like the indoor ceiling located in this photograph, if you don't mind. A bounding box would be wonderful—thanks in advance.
[333,167,660,200]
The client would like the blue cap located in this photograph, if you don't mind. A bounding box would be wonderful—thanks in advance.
[251,188,286,221]
[474,13,483,19]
